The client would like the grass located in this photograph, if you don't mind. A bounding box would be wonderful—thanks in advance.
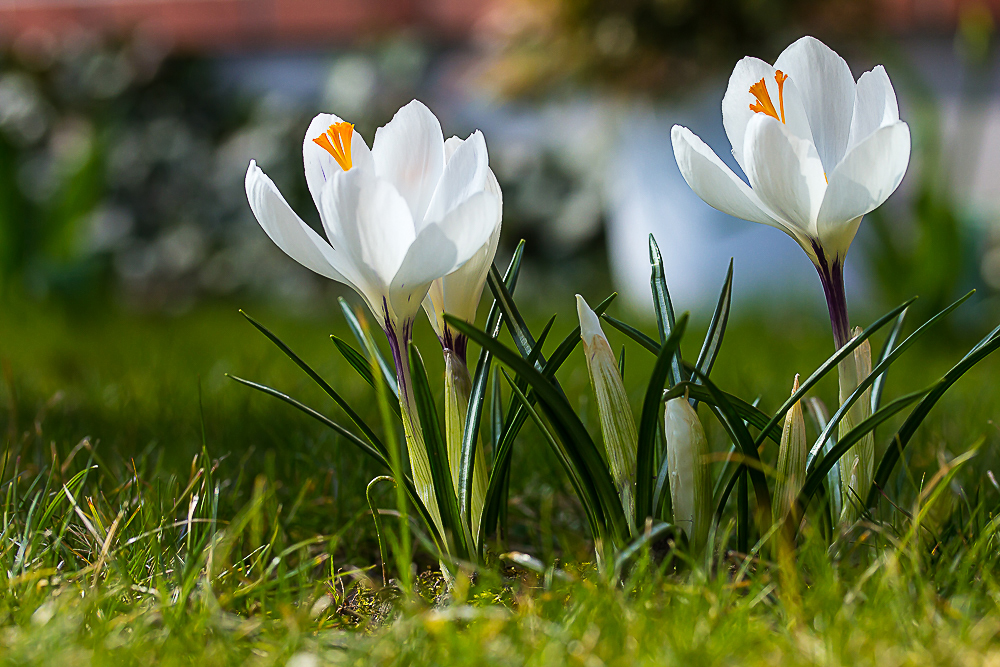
[1,281,1000,665]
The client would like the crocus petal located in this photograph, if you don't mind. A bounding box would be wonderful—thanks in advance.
[444,135,463,161]
[393,190,499,297]
[816,121,910,256]
[372,99,445,224]
[671,125,808,244]
[245,161,349,283]
[422,282,446,339]
[423,130,489,228]
[743,115,828,235]
[315,167,382,308]
[303,113,373,211]
[774,35,856,174]
[352,178,417,288]
[847,66,899,153]
[722,56,814,171]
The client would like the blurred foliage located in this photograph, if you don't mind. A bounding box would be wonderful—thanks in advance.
[0,33,329,308]
[866,9,998,321]
[478,0,875,97]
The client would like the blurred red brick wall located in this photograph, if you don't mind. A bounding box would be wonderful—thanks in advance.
[0,0,994,52]
[0,0,493,51]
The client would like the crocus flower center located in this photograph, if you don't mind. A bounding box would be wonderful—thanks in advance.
[312,122,354,171]
[749,71,788,124]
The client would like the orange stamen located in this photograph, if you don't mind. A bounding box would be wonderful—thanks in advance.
[775,70,787,123]
[312,121,354,171]
[749,71,788,124]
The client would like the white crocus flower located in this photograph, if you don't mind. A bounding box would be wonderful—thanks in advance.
[245,100,500,537]
[671,35,910,348]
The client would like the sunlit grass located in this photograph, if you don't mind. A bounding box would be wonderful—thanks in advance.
[0,292,999,664]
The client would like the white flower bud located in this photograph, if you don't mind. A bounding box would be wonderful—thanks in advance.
[773,374,806,523]
[577,295,638,528]
[664,397,711,549]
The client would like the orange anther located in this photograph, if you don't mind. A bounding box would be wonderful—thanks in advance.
[312,121,354,171]
[749,71,788,124]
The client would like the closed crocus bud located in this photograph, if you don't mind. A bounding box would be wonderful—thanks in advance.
[664,397,712,549]
[773,375,807,524]
[577,295,638,530]
[839,327,873,522]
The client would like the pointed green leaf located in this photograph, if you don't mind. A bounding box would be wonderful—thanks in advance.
[449,315,630,545]
[751,298,916,451]
[338,297,398,398]
[408,343,470,559]
[872,307,908,412]
[240,310,388,456]
[866,326,1000,507]
[649,234,684,385]
[693,259,733,380]
[794,387,930,526]
[601,314,659,354]
[635,313,689,526]
[807,291,973,471]
[459,243,526,528]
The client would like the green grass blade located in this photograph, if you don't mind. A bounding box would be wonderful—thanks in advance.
[795,387,929,523]
[226,374,388,466]
[612,521,678,577]
[240,310,387,454]
[691,368,772,535]
[449,315,629,544]
[338,297,398,398]
[649,234,684,385]
[664,382,782,445]
[486,265,541,365]
[459,245,526,527]
[752,298,916,450]
[331,335,375,387]
[601,315,659,354]
[807,291,974,470]
[693,258,733,381]
[866,327,1000,507]
[872,307,908,412]
[635,313,689,526]
[502,370,607,548]
[408,343,470,559]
